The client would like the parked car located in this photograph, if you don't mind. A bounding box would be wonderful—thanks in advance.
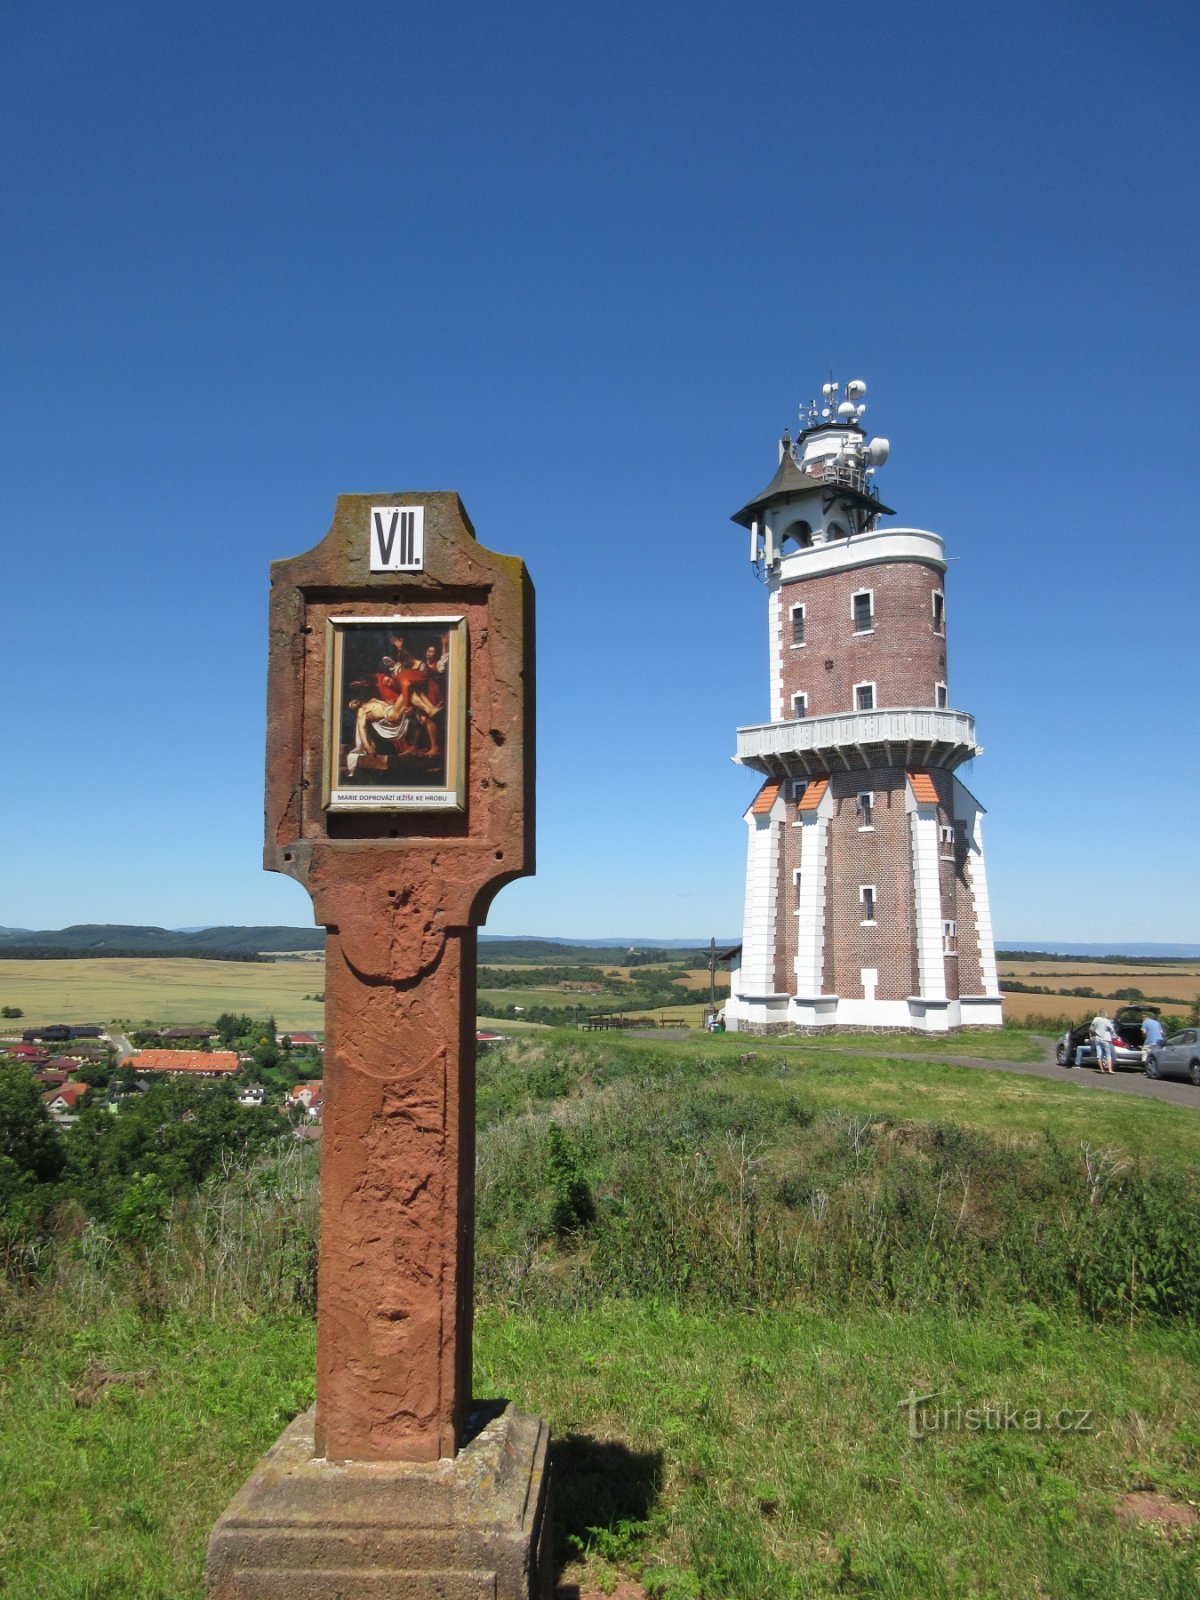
[1144,1028,1200,1086]
[1055,1005,1161,1070]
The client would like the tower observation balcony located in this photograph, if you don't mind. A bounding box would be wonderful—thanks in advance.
[735,707,980,778]
[805,453,881,502]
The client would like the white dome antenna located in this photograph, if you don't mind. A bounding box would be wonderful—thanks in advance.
[866,437,890,467]
[846,379,867,401]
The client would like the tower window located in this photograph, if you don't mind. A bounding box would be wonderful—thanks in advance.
[935,681,948,709]
[939,824,955,858]
[852,590,874,632]
[860,885,877,925]
[791,692,808,719]
[790,604,806,646]
[943,920,958,954]
[932,590,945,632]
[856,791,874,830]
[854,681,876,712]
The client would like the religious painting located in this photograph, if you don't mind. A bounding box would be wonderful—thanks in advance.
[323,615,467,811]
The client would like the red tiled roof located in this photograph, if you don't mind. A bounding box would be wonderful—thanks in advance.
[749,779,782,816]
[796,778,829,812]
[44,1083,89,1108]
[122,1050,240,1074]
[907,771,939,805]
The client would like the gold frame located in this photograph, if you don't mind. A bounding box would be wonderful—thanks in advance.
[322,614,467,812]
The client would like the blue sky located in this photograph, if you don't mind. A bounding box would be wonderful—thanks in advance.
[2,0,1197,943]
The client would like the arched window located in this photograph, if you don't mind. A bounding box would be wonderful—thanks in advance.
[780,519,813,552]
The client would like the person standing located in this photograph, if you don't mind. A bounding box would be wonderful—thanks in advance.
[1090,1010,1117,1072]
[1141,1012,1165,1062]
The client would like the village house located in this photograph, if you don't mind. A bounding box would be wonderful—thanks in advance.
[44,1083,90,1116]
[287,1082,324,1117]
[119,1049,240,1077]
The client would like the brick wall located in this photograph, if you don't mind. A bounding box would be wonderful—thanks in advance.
[775,790,802,993]
[923,770,985,998]
[779,561,947,718]
[823,770,916,1001]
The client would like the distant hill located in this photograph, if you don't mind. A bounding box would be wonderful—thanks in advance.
[481,935,740,948]
[6,926,1189,966]
[0,924,325,960]
[998,942,1200,961]
[0,925,733,965]
[477,936,737,965]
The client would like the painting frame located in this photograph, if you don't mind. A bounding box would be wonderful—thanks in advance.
[322,614,468,813]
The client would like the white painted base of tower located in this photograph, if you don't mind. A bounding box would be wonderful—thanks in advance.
[726,991,1004,1033]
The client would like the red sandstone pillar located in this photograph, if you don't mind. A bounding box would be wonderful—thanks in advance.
[263,492,533,1463]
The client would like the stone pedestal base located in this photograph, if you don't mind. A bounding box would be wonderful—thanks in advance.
[207,1403,552,1600]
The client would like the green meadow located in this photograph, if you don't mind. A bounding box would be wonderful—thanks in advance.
[1,1030,1198,1597]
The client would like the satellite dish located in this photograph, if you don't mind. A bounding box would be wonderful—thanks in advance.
[846,379,867,400]
[866,437,890,466]
[821,407,832,418]
[822,381,838,399]
[837,401,856,419]
[856,403,867,417]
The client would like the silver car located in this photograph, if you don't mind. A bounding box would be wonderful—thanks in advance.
[1144,1028,1200,1086]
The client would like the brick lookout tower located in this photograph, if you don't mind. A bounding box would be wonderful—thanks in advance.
[725,380,1003,1034]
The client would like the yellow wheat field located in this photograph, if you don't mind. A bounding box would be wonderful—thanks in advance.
[0,959,326,1033]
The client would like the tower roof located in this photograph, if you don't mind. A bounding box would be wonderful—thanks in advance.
[730,447,894,529]
[730,452,823,528]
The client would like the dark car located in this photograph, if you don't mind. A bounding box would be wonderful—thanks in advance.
[1055,1005,1161,1070]
[1144,1028,1200,1086]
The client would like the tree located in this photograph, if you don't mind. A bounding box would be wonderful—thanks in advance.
[0,1006,23,1019]
[215,1012,256,1046]
[110,1171,171,1244]
[0,1063,64,1184]
[75,1061,114,1090]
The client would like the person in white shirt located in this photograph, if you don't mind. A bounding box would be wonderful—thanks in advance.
[1090,1011,1117,1073]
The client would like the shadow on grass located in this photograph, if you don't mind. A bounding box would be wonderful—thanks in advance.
[550,1430,663,1580]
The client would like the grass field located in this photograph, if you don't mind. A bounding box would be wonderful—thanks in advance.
[3,1032,1200,1596]
[516,1030,1200,1170]
[0,958,326,1033]
[478,1304,1200,1600]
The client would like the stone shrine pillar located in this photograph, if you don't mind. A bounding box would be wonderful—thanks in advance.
[207,493,550,1598]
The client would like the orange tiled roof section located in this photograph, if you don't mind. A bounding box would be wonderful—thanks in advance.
[908,771,939,805]
[123,1050,240,1074]
[796,777,829,812]
[750,779,783,816]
